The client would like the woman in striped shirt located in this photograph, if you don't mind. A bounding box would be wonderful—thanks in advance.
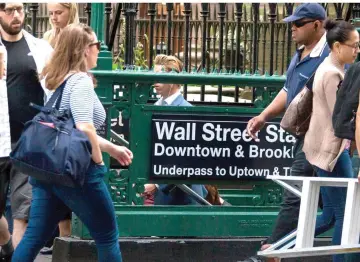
[12,24,132,262]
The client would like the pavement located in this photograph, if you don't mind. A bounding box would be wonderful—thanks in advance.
[34,254,52,262]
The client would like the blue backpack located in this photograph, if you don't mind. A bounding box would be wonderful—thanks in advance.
[10,78,92,187]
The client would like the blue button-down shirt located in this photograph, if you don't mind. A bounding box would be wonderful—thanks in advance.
[284,33,330,107]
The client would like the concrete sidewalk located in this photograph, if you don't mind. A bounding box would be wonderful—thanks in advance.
[35,254,52,262]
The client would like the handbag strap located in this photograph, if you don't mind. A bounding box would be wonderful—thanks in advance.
[45,74,75,110]
[45,82,65,109]
[305,71,316,90]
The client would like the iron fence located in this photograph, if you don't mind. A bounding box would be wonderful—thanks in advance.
[27,3,355,76]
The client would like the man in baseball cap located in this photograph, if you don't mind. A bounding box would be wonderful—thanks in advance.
[244,3,329,261]
[283,3,326,23]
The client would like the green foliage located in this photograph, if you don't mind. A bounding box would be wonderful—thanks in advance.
[134,34,149,69]
[113,43,125,70]
[112,17,149,70]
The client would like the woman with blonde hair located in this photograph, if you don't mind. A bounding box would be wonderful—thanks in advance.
[12,23,132,262]
[43,3,79,47]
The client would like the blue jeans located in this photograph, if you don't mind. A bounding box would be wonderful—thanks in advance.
[314,150,354,262]
[12,164,121,262]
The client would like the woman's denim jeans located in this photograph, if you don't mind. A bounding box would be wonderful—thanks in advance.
[12,164,121,262]
[313,150,354,262]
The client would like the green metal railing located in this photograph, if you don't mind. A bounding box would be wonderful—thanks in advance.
[69,4,295,239]
[71,67,290,238]
[69,3,353,240]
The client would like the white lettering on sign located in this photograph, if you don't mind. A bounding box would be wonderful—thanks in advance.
[154,143,231,158]
[202,123,249,142]
[151,118,295,180]
[153,165,213,178]
[228,166,270,178]
[266,124,296,143]
[155,122,196,141]
[249,145,293,159]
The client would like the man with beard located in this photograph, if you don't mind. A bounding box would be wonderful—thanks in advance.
[0,2,52,260]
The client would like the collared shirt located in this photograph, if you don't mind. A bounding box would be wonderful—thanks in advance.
[155,90,181,106]
[0,30,53,157]
[284,32,330,107]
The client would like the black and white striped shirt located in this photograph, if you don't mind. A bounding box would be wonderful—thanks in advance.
[46,72,106,129]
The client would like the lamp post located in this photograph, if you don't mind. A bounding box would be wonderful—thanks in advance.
[90,3,112,70]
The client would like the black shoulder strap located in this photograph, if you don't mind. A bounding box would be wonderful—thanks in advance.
[306,73,316,89]
[45,74,75,109]
[44,81,66,109]
[305,63,321,90]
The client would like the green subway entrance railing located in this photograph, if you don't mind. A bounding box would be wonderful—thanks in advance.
[69,3,335,240]
[71,68,294,239]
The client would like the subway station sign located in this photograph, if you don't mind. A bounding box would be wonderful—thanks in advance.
[150,114,295,181]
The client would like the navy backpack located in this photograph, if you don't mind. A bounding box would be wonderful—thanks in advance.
[10,78,92,187]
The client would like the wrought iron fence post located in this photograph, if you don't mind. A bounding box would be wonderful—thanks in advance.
[200,3,209,71]
[108,3,122,52]
[218,4,226,72]
[29,3,39,37]
[252,3,260,74]
[124,3,138,66]
[234,3,243,103]
[183,3,192,73]
[148,4,156,69]
[333,4,344,21]
[166,4,173,55]
[217,3,226,102]
[200,3,209,101]
[235,3,243,74]
[183,3,192,100]
[104,3,112,45]
[84,4,91,26]
[268,4,277,75]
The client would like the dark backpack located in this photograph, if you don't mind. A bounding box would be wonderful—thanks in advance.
[332,62,360,141]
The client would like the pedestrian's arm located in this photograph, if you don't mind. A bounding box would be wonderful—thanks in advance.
[77,123,103,164]
[97,135,133,166]
[97,135,114,154]
[259,89,287,121]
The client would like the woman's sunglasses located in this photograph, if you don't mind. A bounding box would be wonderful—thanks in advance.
[292,19,316,28]
[89,41,101,51]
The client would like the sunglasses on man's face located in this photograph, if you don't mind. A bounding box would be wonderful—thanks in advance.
[89,41,101,51]
[292,19,316,28]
